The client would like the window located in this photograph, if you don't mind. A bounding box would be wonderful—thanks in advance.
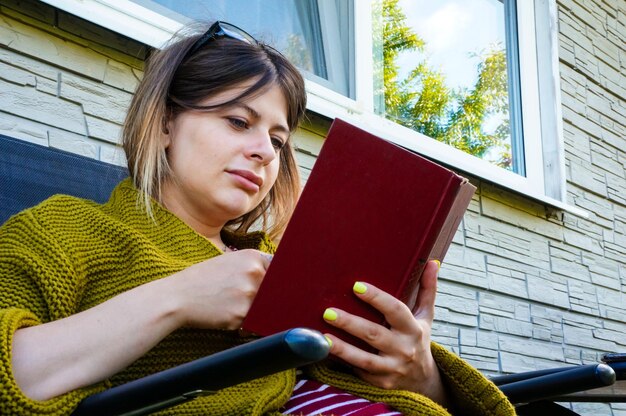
[41,0,579,214]
[372,0,524,176]
[130,0,354,97]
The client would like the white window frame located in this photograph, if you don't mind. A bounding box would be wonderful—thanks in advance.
[40,0,585,216]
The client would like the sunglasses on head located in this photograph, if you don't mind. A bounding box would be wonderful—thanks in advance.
[186,21,257,58]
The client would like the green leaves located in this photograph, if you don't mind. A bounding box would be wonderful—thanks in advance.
[380,0,512,169]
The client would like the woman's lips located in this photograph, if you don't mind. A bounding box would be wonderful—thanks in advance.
[227,169,263,192]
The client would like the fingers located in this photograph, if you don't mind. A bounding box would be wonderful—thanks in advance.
[350,281,415,331]
[352,260,439,325]
[414,260,439,321]
[322,260,440,363]
[321,261,442,394]
[323,332,388,374]
[323,307,392,352]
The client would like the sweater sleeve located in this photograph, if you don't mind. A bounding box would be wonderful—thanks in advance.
[430,342,515,416]
[0,210,108,415]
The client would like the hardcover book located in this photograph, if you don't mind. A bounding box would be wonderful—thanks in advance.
[242,118,476,351]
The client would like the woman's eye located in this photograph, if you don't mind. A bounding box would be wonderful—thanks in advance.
[228,118,248,129]
[271,138,285,151]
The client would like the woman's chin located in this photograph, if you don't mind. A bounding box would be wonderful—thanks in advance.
[220,200,258,221]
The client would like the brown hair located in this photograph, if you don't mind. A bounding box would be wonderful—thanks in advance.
[122,24,306,240]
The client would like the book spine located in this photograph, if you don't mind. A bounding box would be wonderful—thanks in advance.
[400,175,461,313]
[428,180,476,263]
[402,179,476,314]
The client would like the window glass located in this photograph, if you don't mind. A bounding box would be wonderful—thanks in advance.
[130,0,352,96]
[373,0,523,174]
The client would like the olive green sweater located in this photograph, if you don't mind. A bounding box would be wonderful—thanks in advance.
[0,179,514,415]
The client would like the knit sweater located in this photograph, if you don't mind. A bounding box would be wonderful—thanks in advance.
[0,178,515,415]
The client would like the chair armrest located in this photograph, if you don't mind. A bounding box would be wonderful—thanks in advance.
[602,353,626,380]
[493,363,616,404]
[71,328,330,416]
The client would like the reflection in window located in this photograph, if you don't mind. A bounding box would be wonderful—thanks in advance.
[130,0,351,96]
[373,0,524,174]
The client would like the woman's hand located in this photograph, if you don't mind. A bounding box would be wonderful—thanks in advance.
[168,249,272,330]
[12,249,273,401]
[323,260,448,406]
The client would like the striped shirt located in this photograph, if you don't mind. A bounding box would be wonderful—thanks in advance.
[281,377,402,416]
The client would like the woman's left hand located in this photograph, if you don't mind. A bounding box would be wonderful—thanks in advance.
[323,260,448,406]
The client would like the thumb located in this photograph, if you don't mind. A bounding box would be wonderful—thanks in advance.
[414,260,439,321]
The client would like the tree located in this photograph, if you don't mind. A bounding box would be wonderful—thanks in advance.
[379,0,512,169]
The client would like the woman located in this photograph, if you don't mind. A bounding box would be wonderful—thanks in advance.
[0,21,514,415]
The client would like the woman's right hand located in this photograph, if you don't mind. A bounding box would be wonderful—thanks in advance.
[168,249,272,330]
[11,249,272,401]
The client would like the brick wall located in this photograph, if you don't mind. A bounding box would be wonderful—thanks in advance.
[1,0,624,414]
[0,0,143,165]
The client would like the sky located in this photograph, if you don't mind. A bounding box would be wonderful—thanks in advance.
[395,0,507,91]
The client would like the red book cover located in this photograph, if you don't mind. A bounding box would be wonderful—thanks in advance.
[242,118,476,351]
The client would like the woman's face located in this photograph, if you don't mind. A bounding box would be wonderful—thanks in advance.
[161,81,290,232]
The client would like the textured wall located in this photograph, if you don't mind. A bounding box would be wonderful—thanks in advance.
[0,0,143,165]
[0,0,624,415]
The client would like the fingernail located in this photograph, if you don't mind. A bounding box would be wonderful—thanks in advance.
[433,259,441,270]
[324,335,333,347]
[323,308,338,321]
[353,281,367,294]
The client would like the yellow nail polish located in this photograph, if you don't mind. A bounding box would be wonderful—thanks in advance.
[433,259,441,270]
[324,336,333,347]
[353,281,367,294]
[323,308,338,321]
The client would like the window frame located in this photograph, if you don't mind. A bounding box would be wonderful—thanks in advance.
[39,0,583,216]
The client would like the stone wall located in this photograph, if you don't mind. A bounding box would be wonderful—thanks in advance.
[1,0,624,414]
[0,0,143,165]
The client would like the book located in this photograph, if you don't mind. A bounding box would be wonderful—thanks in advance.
[242,118,476,352]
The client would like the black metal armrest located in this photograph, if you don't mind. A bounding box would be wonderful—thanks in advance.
[493,363,616,404]
[72,328,330,416]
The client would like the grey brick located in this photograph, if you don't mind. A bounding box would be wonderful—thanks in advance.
[461,357,500,373]
[436,306,477,327]
[499,335,565,361]
[0,79,86,135]
[499,351,569,374]
[568,157,609,197]
[35,76,58,96]
[48,129,97,159]
[479,314,533,337]
[527,274,570,308]
[431,324,459,352]
[99,143,127,167]
[0,12,108,80]
[436,292,478,316]
[563,324,616,351]
[0,48,58,80]
[563,228,604,255]
[59,73,131,123]
[0,61,37,86]
[0,110,49,142]
[103,59,141,93]
[486,270,528,299]
[85,115,122,144]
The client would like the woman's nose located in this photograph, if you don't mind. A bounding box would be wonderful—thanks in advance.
[247,131,278,164]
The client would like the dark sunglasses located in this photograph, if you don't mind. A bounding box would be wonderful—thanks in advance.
[186,21,257,58]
